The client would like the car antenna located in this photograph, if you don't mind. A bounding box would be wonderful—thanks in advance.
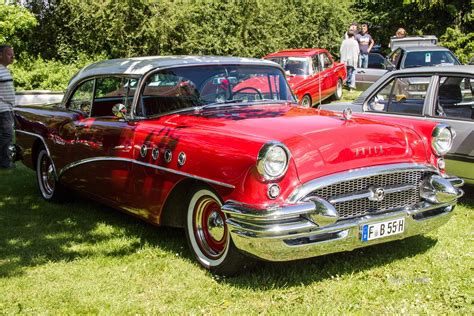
[319,54,323,107]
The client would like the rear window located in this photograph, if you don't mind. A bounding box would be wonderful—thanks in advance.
[403,51,459,68]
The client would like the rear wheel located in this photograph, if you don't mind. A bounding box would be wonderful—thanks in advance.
[36,148,64,201]
[185,186,254,276]
[300,94,312,108]
[332,79,343,100]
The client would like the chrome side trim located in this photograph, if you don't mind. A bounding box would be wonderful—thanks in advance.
[288,163,437,203]
[328,184,416,204]
[443,175,465,188]
[222,201,316,221]
[15,129,52,157]
[15,129,58,177]
[59,156,235,189]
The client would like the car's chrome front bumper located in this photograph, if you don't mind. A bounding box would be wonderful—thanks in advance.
[222,173,464,262]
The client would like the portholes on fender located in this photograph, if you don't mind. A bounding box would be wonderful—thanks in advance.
[140,144,148,158]
[152,147,159,160]
[178,152,186,166]
[164,149,172,163]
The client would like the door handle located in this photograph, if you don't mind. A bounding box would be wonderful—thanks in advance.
[357,70,365,74]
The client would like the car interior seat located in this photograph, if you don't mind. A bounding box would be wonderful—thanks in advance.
[437,83,472,118]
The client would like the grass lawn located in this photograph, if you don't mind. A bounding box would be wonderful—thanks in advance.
[0,164,472,313]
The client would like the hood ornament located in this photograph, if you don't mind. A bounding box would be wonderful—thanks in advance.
[342,107,353,120]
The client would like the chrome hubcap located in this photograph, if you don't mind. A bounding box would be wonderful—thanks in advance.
[207,211,225,241]
[193,196,227,259]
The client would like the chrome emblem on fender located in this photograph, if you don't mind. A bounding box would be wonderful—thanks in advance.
[369,187,385,202]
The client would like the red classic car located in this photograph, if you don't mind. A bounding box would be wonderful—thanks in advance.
[264,48,347,107]
[14,56,463,275]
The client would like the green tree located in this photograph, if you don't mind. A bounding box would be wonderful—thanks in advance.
[20,0,356,60]
[354,0,473,56]
[0,4,37,51]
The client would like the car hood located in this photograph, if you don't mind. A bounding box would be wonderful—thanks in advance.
[164,104,429,183]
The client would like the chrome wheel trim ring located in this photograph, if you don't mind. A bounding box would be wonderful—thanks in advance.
[193,195,227,260]
[38,152,55,197]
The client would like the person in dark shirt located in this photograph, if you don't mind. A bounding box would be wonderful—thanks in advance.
[355,23,374,68]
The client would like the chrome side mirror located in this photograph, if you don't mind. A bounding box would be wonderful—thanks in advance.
[112,103,128,119]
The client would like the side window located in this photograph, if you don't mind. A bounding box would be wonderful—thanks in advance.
[367,76,430,115]
[368,53,386,69]
[138,72,200,117]
[312,56,322,73]
[322,53,333,70]
[91,77,137,117]
[388,49,402,67]
[68,79,94,114]
[436,76,473,120]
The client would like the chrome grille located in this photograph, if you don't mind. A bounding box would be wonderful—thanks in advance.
[304,170,430,219]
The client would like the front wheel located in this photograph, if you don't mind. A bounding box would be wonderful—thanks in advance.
[185,187,254,275]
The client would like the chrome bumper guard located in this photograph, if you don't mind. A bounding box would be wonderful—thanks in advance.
[222,173,463,262]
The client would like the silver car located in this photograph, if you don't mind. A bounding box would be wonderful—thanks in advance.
[356,46,461,91]
[321,65,474,184]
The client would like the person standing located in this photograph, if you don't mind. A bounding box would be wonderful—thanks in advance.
[0,44,15,170]
[344,22,358,40]
[355,23,374,68]
[340,31,359,91]
[395,28,407,38]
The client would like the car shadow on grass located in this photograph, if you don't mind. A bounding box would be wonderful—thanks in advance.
[0,164,187,278]
[223,234,438,288]
[1,164,466,286]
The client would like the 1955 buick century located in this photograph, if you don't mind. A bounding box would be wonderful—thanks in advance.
[14,56,463,275]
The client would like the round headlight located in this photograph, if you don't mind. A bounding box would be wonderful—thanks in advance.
[257,142,290,179]
[431,125,453,156]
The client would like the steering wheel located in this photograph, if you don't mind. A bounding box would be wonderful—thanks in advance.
[231,87,263,100]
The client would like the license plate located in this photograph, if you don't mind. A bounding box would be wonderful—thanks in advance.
[361,218,405,241]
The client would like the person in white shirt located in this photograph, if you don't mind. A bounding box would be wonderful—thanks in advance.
[340,31,359,90]
[0,44,15,170]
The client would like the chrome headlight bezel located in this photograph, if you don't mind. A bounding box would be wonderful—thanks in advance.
[256,142,290,180]
[431,124,454,156]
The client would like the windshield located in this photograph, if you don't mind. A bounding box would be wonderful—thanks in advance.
[136,65,296,117]
[266,57,311,76]
[403,51,460,68]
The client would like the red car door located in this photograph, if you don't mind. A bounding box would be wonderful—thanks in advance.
[59,76,138,206]
[319,52,337,99]
[305,55,323,105]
